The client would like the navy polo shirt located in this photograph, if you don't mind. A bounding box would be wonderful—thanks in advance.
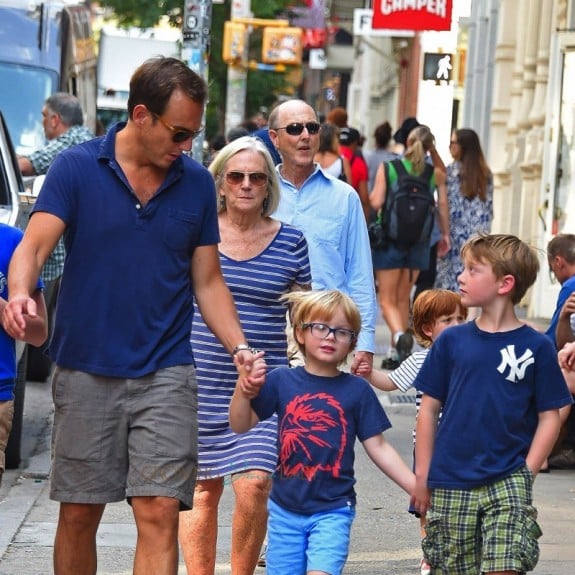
[32,123,220,378]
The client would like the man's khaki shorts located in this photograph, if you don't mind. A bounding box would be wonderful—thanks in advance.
[50,365,198,509]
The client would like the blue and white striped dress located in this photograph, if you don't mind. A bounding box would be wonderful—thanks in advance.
[192,223,311,479]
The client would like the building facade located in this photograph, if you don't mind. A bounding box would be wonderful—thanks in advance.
[465,0,575,319]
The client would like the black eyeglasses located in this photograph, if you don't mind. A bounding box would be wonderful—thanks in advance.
[225,171,268,186]
[275,122,321,136]
[150,111,203,143]
[302,322,357,344]
[449,140,459,146]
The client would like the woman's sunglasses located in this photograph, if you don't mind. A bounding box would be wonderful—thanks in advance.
[150,111,204,143]
[225,171,268,186]
[275,122,321,136]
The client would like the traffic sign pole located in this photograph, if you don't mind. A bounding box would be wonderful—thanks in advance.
[225,0,251,135]
[182,0,212,162]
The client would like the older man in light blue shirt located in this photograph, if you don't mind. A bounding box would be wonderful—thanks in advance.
[269,99,376,374]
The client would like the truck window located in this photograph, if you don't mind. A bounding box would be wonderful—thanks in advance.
[0,63,57,156]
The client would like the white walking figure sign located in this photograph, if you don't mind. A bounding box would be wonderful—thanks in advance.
[436,54,452,80]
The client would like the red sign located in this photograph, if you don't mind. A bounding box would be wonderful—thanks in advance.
[372,0,453,31]
[302,28,327,49]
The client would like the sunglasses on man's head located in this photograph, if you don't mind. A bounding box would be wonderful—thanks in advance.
[150,111,204,143]
[225,171,269,186]
[275,122,321,136]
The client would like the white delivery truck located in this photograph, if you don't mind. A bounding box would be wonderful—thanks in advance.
[97,26,181,130]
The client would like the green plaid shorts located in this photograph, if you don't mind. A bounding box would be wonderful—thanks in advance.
[422,466,542,574]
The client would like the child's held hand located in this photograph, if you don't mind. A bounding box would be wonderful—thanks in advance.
[351,352,373,377]
[234,351,266,398]
[353,361,371,378]
[558,342,575,371]
[559,293,575,319]
[411,479,431,518]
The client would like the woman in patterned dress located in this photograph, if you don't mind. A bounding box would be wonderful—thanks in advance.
[178,136,311,575]
[436,128,493,292]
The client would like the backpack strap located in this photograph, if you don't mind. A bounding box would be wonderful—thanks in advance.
[421,163,434,182]
[391,158,408,177]
[392,159,434,184]
[381,160,393,214]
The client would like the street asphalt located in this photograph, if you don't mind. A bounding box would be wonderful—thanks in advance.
[0,312,574,574]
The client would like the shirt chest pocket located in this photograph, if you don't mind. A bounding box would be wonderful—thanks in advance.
[162,209,200,253]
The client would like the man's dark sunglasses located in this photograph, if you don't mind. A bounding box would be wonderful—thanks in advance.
[150,111,203,143]
[275,122,321,136]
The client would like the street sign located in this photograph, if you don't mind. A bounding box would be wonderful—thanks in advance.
[353,9,414,38]
[309,48,327,70]
[372,0,453,31]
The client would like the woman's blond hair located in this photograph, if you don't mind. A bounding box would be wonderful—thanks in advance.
[405,125,434,175]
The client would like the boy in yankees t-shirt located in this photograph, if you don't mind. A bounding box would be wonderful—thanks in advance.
[412,234,573,575]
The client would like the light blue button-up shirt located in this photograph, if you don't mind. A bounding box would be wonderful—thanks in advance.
[273,164,377,353]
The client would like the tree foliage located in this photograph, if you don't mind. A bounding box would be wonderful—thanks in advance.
[98,0,305,138]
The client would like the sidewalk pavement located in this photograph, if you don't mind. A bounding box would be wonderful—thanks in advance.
[0,310,574,574]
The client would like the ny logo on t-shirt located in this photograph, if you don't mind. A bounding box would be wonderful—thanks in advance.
[497,345,534,383]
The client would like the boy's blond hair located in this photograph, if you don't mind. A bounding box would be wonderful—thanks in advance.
[412,290,467,347]
[281,290,361,357]
[460,234,539,305]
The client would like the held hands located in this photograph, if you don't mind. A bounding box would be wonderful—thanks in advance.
[2,295,38,341]
[234,351,267,399]
[559,293,575,321]
[410,479,431,518]
[558,341,575,371]
[351,351,373,377]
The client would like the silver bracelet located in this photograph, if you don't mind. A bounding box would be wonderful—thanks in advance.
[232,344,256,356]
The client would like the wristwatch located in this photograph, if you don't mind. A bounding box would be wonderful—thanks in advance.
[232,344,256,356]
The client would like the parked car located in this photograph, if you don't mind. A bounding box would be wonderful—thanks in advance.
[0,109,48,468]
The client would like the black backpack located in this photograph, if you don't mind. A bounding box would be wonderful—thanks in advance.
[381,159,435,246]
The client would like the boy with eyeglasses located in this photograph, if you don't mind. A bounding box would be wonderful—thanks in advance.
[230,289,415,575]
[269,100,377,377]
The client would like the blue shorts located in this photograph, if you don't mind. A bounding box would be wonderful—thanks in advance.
[372,240,431,271]
[266,498,356,575]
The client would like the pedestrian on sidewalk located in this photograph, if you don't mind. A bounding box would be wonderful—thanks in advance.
[17,92,95,380]
[362,289,467,575]
[0,224,47,485]
[370,125,450,369]
[413,234,573,575]
[544,233,575,469]
[2,57,253,575]
[314,122,351,183]
[178,136,311,575]
[268,99,377,375]
[230,289,415,575]
[435,128,493,294]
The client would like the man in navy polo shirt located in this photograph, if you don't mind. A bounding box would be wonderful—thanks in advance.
[2,57,253,575]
